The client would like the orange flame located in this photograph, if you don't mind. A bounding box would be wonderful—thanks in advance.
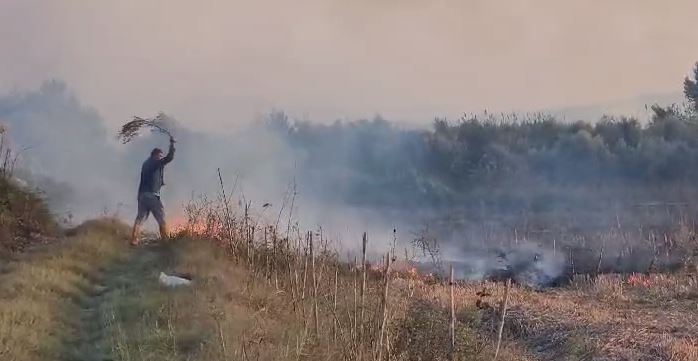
[627,274,653,288]
[168,214,212,237]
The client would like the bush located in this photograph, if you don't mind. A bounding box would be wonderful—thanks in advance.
[0,177,56,254]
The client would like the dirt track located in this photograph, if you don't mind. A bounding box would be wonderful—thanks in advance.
[0,221,177,361]
[63,243,165,361]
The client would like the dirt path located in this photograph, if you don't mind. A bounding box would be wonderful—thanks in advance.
[3,221,364,361]
[62,242,167,361]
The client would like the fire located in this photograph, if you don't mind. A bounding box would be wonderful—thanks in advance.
[627,273,653,288]
[168,213,219,238]
[358,260,425,281]
[168,215,188,233]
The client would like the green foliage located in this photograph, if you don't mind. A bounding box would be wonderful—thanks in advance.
[267,60,698,210]
[684,62,698,111]
[269,106,698,210]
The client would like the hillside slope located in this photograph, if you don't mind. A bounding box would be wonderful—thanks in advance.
[0,220,516,361]
[1,214,695,360]
[0,176,56,257]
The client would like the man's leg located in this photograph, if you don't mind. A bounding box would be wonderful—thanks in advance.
[159,223,169,240]
[131,196,148,246]
[130,222,141,246]
[152,196,169,240]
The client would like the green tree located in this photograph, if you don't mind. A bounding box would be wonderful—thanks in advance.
[683,62,698,111]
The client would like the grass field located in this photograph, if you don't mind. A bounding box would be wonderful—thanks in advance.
[0,215,696,360]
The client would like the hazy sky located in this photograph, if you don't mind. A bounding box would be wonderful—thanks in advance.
[2,0,698,130]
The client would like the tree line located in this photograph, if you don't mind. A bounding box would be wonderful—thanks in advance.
[265,63,698,212]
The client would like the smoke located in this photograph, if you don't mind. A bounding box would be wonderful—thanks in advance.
[3,1,698,287]
[0,81,129,219]
[2,81,695,288]
[0,81,398,246]
[446,244,566,287]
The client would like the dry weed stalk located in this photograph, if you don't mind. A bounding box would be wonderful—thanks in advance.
[333,266,339,343]
[493,278,512,361]
[0,128,23,179]
[310,232,319,335]
[450,264,456,355]
[217,168,237,255]
[377,251,392,361]
[359,232,368,361]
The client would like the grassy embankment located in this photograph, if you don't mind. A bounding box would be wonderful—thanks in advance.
[0,216,518,361]
[97,235,522,361]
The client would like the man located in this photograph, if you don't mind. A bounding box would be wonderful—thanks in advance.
[130,136,176,246]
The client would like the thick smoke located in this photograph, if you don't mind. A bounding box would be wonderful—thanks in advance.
[446,244,566,287]
[1,81,129,220]
[2,81,695,286]
[0,82,400,252]
[0,81,291,219]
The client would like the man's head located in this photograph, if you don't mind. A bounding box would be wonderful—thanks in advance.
[151,148,163,160]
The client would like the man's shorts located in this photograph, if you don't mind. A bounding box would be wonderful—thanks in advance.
[135,193,166,226]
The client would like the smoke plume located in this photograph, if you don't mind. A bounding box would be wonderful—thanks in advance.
[2,81,695,287]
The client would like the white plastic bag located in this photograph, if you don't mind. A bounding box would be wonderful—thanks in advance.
[159,272,191,287]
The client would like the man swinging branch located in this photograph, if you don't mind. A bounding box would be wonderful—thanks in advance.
[130,136,175,246]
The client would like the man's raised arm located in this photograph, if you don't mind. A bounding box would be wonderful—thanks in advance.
[161,137,176,165]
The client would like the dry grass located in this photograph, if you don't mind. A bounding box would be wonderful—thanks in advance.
[117,112,173,144]
[101,235,509,361]
[154,196,537,361]
[101,238,296,360]
[1,212,496,361]
[0,177,57,256]
[0,218,129,361]
[415,272,698,361]
[0,127,57,257]
[105,236,389,360]
[3,190,695,361]
[143,188,698,360]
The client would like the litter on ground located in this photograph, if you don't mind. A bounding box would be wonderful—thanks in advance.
[159,272,192,287]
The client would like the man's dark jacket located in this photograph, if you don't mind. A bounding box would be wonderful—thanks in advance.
[138,142,175,196]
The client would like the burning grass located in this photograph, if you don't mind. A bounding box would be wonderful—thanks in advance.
[157,193,548,360]
[165,188,698,361]
[4,191,690,359]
